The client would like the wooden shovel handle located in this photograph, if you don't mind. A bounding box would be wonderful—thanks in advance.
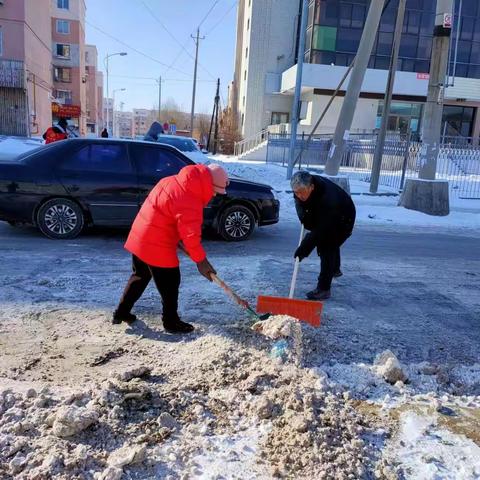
[211,274,249,309]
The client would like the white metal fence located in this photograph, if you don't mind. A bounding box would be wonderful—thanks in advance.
[264,133,480,198]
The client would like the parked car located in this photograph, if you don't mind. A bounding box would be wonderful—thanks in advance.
[155,135,208,163]
[0,138,280,241]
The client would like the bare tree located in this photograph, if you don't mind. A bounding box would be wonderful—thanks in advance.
[219,108,241,154]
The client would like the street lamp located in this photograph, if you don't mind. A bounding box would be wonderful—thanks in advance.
[104,52,127,135]
[112,88,126,137]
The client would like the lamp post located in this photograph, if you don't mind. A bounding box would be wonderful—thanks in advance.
[112,88,126,137]
[105,52,127,135]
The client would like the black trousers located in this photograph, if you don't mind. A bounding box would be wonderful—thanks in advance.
[317,228,352,291]
[117,255,180,320]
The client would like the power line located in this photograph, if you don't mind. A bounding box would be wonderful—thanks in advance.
[86,20,193,78]
[198,0,221,29]
[204,0,238,36]
[139,0,216,80]
[108,74,216,83]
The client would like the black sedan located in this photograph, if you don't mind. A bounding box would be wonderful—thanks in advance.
[0,138,279,241]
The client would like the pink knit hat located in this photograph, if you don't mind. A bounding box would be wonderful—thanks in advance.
[207,164,229,194]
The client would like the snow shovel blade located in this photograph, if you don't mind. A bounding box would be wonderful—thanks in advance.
[256,296,322,327]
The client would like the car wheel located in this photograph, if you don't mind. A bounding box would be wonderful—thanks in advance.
[37,198,84,239]
[218,205,255,241]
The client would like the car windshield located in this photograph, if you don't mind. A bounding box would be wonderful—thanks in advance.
[157,137,198,152]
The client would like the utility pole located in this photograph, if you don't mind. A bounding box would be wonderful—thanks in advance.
[324,0,386,176]
[213,79,220,155]
[157,76,162,122]
[190,28,204,137]
[419,0,453,180]
[399,0,452,215]
[208,79,220,153]
[370,0,406,193]
[286,0,309,180]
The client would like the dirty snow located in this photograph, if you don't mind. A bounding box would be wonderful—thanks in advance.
[1,156,479,478]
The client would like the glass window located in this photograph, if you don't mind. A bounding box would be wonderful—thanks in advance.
[375,56,391,70]
[54,67,71,83]
[56,43,71,58]
[460,17,475,41]
[335,53,349,66]
[468,64,480,79]
[311,50,336,65]
[56,20,70,34]
[62,144,131,173]
[312,26,337,51]
[442,106,475,137]
[420,12,434,35]
[405,10,421,35]
[337,28,361,52]
[340,4,352,27]
[456,40,471,63]
[271,112,289,125]
[57,0,69,9]
[379,5,396,32]
[454,63,468,77]
[415,60,430,73]
[317,0,338,27]
[351,5,365,28]
[157,137,198,152]
[377,32,393,56]
[469,42,480,64]
[461,0,478,16]
[417,36,432,59]
[474,20,480,42]
[132,146,187,176]
[399,34,418,58]
[306,26,313,52]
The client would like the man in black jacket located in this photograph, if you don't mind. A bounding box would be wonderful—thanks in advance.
[291,171,356,300]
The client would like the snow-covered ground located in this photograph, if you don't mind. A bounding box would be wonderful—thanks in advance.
[212,156,480,234]
[0,152,479,479]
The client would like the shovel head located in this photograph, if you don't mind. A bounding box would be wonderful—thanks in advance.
[256,296,323,327]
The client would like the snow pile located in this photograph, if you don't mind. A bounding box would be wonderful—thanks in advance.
[0,344,380,479]
[373,350,409,385]
[378,410,480,479]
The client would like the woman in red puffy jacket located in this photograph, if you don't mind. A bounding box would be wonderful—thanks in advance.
[113,163,229,333]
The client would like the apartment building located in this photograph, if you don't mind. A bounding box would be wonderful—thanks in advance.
[0,0,52,136]
[114,110,134,138]
[85,44,100,135]
[234,0,480,140]
[50,0,87,135]
[133,108,157,137]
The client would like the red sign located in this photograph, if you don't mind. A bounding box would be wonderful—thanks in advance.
[417,73,430,80]
[443,13,453,28]
[52,103,81,118]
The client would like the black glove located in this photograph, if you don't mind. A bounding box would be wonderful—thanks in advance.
[294,244,309,262]
[196,257,217,281]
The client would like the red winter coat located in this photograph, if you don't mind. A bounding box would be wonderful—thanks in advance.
[124,164,214,268]
[43,127,68,144]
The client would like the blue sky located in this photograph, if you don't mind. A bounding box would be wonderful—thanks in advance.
[85,0,237,114]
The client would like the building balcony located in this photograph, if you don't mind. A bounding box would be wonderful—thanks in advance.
[0,60,26,88]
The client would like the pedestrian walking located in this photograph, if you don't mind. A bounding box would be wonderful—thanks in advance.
[101,128,109,138]
[42,118,69,144]
[291,171,356,300]
[114,163,229,333]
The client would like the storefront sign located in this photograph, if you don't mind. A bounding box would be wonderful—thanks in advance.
[416,73,430,80]
[52,103,81,118]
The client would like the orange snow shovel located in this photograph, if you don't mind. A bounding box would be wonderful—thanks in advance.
[256,225,323,327]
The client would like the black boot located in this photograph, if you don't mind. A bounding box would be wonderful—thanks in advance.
[306,288,331,301]
[163,315,194,334]
[333,269,343,278]
[112,309,137,325]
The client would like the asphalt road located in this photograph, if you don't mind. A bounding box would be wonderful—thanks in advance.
[1,220,479,368]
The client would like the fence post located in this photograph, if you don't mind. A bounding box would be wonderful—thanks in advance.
[399,130,412,191]
[265,131,270,164]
